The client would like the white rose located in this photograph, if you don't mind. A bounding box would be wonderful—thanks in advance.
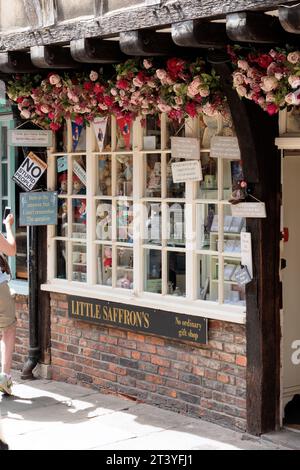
[288,75,300,89]
[90,71,99,82]
[237,60,249,71]
[236,85,247,97]
[287,51,300,64]
[49,74,61,86]
[20,109,31,119]
[261,76,278,92]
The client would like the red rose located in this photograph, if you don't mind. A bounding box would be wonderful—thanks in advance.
[185,102,197,118]
[48,112,55,120]
[83,82,93,91]
[167,58,185,79]
[137,71,146,83]
[94,83,104,94]
[17,97,24,103]
[50,122,61,131]
[104,95,113,106]
[75,116,84,125]
[116,79,129,90]
[255,54,273,69]
[266,103,278,115]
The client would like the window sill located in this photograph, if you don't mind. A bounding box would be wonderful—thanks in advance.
[9,280,29,296]
[41,281,246,325]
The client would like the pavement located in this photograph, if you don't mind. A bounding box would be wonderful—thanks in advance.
[0,371,297,451]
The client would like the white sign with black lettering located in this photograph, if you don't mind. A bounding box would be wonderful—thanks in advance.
[171,137,200,160]
[231,202,267,218]
[8,129,53,147]
[241,232,253,278]
[13,152,47,192]
[171,160,203,183]
[211,136,241,160]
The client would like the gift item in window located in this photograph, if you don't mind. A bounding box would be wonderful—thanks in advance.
[167,157,185,198]
[117,202,133,243]
[73,199,87,238]
[116,116,132,151]
[117,155,133,197]
[103,246,112,272]
[168,203,185,246]
[58,172,68,194]
[146,158,161,197]
[146,203,161,244]
[96,203,112,241]
[57,200,68,237]
[72,174,86,195]
[72,122,86,152]
[201,114,223,148]
[116,274,132,289]
[98,156,112,196]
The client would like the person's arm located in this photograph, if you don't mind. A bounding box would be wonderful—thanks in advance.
[0,214,16,257]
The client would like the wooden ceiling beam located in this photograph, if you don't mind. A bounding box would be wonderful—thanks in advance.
[119,30,180,56]
[279,3,300,34]
[0,51,38,73]
[30,45,79,69]
[226,11,288,43]
[70,38,125,63]
[172,20,229,49]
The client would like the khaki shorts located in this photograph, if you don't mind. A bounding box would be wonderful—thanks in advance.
[0,282,16,332]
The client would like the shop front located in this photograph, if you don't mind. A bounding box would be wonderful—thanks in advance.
[2,0,300,436]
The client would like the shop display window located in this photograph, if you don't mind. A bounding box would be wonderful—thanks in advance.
[48,115,246,318]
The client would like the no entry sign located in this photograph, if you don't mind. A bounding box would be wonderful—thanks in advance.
[13,152,47,192]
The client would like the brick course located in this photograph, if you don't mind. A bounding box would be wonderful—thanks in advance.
[50,293,247,431]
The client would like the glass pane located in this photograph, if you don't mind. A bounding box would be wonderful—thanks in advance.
[1,127,7,159]
[72,243,87,282]
[198,254,218,301]
[116,154,133,197]
[167,203,185,247]
[57,198,68,237]
[56,157,68,194]
[223,258,246,306]
[198,156,218,199]
[144,202,161,245]
[96,201,112,241]
[117,247,133,289]
[143,115,161,150]
[116,118,133,151]
[56,241,67,280]
[166,119,185,149]
[197,204,218,251]
[16,229,27,280]
[166,155,185,198]
[55,124,68,153]
[56,0,94,21]
[117,201,133,243]
[72,156,86,195]
[222,205,245,254]
[144,249,162,294]
[223,159,244,201]
[0,0,29,31]
[168,252,186,297]
[97,245,112,286]
[97,155,112,196]
[1,163,8,196]
[72,198,86,239]
[145,154,161,198]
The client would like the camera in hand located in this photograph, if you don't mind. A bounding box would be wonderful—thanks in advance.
[3,206,11,222]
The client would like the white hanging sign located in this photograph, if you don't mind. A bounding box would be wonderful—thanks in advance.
[93,117,108,153]
[8,129,53,147]
[171,160,203,183]
[241,232,253,278]
[231,202,267,218]
[73,160,86,186]
[171,137,200,160]
[210,136,241,160]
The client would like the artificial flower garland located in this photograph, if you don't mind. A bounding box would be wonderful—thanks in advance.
[229,46,300,115]
[7,57,226,131]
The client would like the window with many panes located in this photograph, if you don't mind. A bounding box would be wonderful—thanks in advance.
[46,113,246,322]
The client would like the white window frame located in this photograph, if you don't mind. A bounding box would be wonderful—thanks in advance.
[41,115,246,324]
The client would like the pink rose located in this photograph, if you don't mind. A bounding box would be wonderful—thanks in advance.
[285,89,300,106]
[266,103,278,115]
[266,93,275,103]
[156,69,167,80]
[41,105,50,114]
[288,75,300,89]
[287,51,300,64]
[261,76,278,92]
[237,60,249,71]
[143,59,152,69]
[233,72,245,87]
[236,85,247,97]
[133,77,143,87]
[49,74,61,86]
[20,109,31,119]
[89,71,99,82]
[157,102,172,113]
[110,88,117,96]
[199,87,210,97]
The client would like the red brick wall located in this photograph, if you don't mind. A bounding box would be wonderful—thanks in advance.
[50,293,247,431]
[13,295,29,370]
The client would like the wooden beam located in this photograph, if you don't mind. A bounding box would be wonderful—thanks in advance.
[172,20,229,48]
[226,11,287,43]
[212,59,281,435]
[70,38,125,63]
[279,4,300,34]
[31,45,79,69]
[0,0,297,51]
[119,30,179,56]
[0,52,38,73]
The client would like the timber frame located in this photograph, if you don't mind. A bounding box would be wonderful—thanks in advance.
[1,0,294,435]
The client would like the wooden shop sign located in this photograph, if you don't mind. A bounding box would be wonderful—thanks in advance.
[68,295,208,345]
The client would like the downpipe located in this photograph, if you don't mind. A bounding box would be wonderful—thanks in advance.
[21,226,40,380]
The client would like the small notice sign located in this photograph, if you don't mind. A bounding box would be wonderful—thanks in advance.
[172,160,203,183]
[211,136,241,160]
[234,265,252,286]
[8,129,53,147]
[241,232,253,278]
[20,191,58,226]
[13,152,47,192]
[231,202,267,218]
[171,137,200,160]
[73,160,86,186]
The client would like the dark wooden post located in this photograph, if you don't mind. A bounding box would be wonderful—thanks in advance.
[213,61,281,435]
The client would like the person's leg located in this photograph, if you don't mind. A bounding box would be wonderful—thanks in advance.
[1,324,16,375]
